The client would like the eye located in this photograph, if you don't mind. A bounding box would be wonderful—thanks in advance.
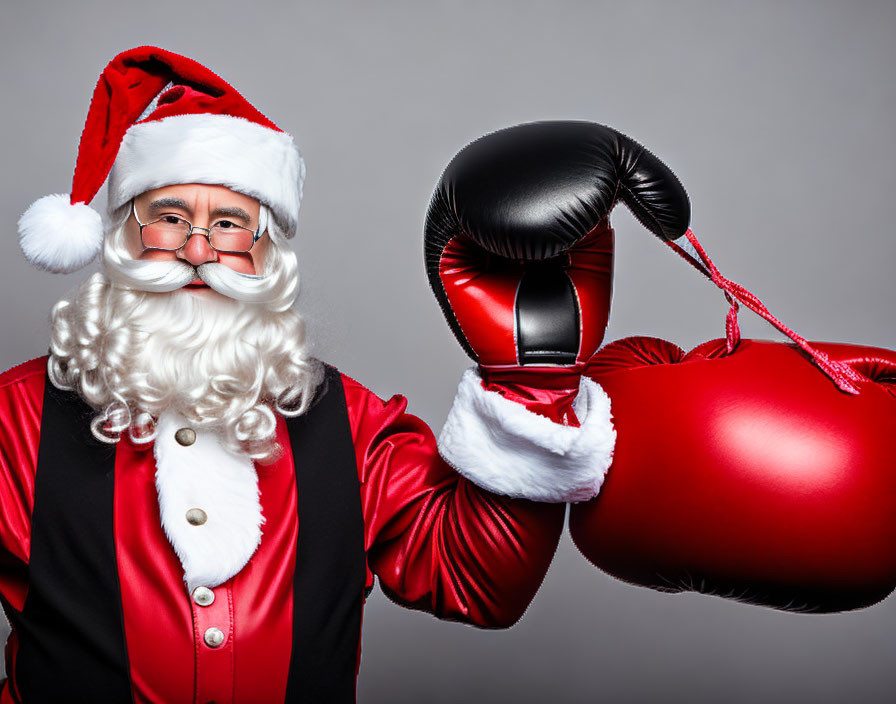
[215,220,237,229]
[162,215,187,225]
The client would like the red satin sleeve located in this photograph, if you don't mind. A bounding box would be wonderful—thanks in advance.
[341,373,565,628]
[0,356,47,612]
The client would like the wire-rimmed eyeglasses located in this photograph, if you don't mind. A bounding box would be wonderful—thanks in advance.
[131,201,263,253]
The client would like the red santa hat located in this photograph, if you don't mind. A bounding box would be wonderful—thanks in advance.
[18,46,305,274]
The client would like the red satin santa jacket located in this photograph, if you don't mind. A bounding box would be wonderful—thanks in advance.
[0,357,566,703]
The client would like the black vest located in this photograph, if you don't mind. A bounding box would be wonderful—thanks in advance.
[8,364,364,703]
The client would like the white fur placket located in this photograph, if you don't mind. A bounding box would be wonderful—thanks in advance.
[154,410,264,592]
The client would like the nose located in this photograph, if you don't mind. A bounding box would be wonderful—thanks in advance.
[177,230,218,266]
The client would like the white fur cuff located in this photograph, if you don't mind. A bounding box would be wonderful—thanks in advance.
[438,368,616,503]
[109,113,304,236]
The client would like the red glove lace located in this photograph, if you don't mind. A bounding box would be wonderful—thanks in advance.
[665,229,866,395]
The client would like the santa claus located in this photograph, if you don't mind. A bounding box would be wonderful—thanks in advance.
[0,47,625,703]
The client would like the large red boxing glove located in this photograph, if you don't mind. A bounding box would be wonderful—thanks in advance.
[569,336,896,612]
[424,122,691,502]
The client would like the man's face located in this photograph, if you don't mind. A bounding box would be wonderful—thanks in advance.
[125,183,270,289]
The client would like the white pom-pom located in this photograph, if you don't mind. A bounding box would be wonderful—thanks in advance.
[18,193,104,274]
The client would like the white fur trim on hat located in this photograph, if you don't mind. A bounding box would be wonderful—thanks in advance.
[109,113,305,236]
[438,368,616,503]
[154,410,264,592]
[18,193,104,273]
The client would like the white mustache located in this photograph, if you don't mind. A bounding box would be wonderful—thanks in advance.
[196,262,278,304]
[106,258,277,304]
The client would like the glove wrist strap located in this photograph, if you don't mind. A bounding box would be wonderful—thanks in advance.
[478,365,584,426]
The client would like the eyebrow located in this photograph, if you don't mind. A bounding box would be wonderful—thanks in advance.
[147,197,190,215]
[210,206,252,225]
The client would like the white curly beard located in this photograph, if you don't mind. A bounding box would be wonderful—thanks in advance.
[47,215,322,463]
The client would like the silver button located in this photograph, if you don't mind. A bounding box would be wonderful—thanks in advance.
[175,427,196,446]
[192,586,215,607]
[186,508,208,526]
[204,627,225,648]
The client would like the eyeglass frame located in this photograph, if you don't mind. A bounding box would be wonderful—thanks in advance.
[130,200,264,253]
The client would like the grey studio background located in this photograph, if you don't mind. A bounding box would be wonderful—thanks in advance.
[1,1,895,702]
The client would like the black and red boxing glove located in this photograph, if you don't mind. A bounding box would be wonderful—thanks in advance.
[569,336,896,612]
[425,121,690,502]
